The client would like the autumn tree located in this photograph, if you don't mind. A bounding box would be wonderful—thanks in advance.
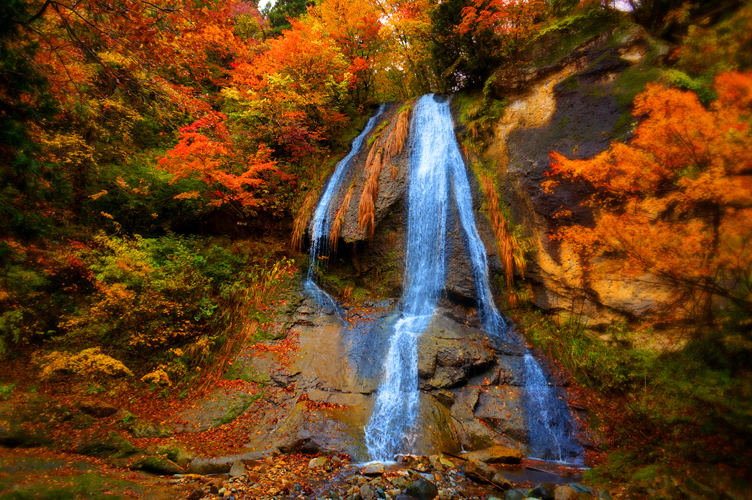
[458,0,548,64]
[264,0,313,37]
[1,0,268,229]
[544,72,752,328]
[374,0,436,99]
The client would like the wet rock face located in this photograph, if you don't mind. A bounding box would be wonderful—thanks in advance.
[417,313,494,390]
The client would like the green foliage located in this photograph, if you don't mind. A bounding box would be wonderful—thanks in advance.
[456,88,508,148]
[530,7,621,66]
[0,232,294,384]
[0,382,15,401]
[216,391,264,426]
[0,1,59,239]
[523,310,652,393]
[663,69,716,104]
[263,0,312,38]
[523,306,752,468]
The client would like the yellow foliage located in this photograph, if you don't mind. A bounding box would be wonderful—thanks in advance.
[173,191,202,200]
[358,105,412,238]
[329,185,354,249]
[141,368,172,386]
[291,189,320,251]
[39,348,133,381]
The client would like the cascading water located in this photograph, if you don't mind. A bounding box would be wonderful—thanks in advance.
[523,354,581,462]
[440,98,582,464]
[364,95,449,462]
[309,104,385,269]
[305,105,384,314]
[363,93,582,463]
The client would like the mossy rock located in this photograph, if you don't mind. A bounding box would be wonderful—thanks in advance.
[0,421,54,449]
[129,420,174,438]
[75,431,140,459]
[129,456,183,475]
[156,445,195,467]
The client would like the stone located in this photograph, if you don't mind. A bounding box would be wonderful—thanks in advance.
[491,473,512,491]
[76,400,118,418]
[308,456,330,469]
[460,446,522,464]
[75,431,139,458]
[465,459,495,483]
[433,390,455,407]
[555,486,580,500]
[528,483,557,500]
[362,462,385,476]
[229,460,247,477]
[504,489,528,500]
[188,457,232,475]
[568,484,592,494]
[395,496,420,500]
[361,483,375,500]
[187,488,203,500]
[130,456,183,475]
[405,478,439,500]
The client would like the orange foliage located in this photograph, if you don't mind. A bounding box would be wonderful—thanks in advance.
[459,0,547,60]
[158,112,277,208]
[545,72,752,319]
[358,106,411,238]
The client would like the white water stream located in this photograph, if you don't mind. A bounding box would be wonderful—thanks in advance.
[308,96,581,463]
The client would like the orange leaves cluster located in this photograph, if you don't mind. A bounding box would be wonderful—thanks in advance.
[546,71,752,315]
[159,112,277,208]
[459,0,547,60]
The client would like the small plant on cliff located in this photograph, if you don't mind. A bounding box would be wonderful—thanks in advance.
[477,169,531,307]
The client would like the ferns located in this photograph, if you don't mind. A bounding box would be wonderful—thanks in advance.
[291,189,320,251]
[329,185,354,249]
[478,171,531,306]
[358,104,413,238]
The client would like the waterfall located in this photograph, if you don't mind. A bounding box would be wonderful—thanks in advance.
[364,95,449,461]
[309,104,385,270]
[363,94,581,463]
[523,354,580,462]
[305,105,384,315]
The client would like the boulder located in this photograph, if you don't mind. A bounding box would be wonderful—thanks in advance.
[229,459,247,477]
[529,483,557,500]
[460,446,522,464]
[406,477,439,500]
[308,456,330,469]
[76,400,118,418]
[492,473,513,491]
[556,486,580,500]
[362,462,385,476]
[465,459,495,483]
[130,456,183,475]
[74,431,139,458]
[505,489,528,500]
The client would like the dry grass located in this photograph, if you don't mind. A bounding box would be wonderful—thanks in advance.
[329,185,354,250]
[479,171,528,307]
[291,189,320,251]
[358,105,413,238]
